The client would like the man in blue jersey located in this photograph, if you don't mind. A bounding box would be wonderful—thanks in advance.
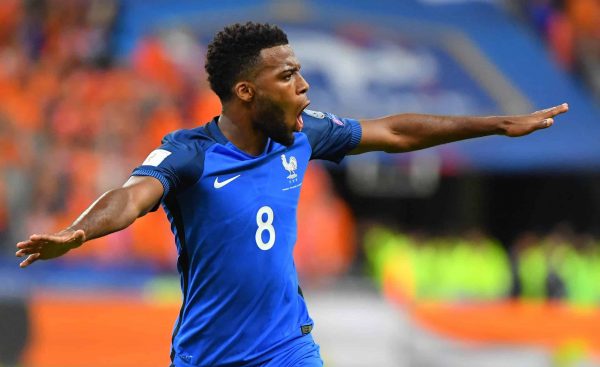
[16,22,568,367]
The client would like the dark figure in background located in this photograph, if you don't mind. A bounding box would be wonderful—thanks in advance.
[0,297,29,367]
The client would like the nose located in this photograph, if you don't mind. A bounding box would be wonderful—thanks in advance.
[297,73,309,95]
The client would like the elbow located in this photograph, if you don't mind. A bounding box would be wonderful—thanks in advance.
[384,145,411,154]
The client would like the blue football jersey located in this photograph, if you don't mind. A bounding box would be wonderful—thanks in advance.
[132,110,362,367]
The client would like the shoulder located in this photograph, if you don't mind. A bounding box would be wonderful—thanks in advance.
[161,125,217,153]
[298,109,362,162]
[300,109,359,140]
[302,110,349,128]
[301,109,352,132]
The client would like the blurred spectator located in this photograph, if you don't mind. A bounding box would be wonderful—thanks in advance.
[514,0,600,100]
[513,225,600,307]
[514,232,548,300]
[294,163,357,282]
[367,225,600,306]
[365,227,512,303]
[0,0,221,268]
[0,0,356,279]
[0,177,8,246]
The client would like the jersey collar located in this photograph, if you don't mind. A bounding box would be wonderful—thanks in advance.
[207,116,276,158]
[206,117,229,145]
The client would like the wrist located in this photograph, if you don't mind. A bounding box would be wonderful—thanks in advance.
[485,116,507,136]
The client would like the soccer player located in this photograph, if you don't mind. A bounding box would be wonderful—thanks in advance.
[16,22,568,367]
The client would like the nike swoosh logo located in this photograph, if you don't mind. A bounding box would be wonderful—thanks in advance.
[213,175,241,189]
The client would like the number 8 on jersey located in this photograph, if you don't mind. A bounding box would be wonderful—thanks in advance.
[256,206,275,250]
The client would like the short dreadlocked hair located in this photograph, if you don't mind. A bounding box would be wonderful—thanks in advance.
[205,22,289,101]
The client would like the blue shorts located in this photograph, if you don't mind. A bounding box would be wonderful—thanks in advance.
[260,336,323,367]
[170,335,323,367]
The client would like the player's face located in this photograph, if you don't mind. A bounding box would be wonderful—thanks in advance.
[250,45,310,146]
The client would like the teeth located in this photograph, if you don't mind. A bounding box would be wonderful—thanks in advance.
[295,114,304,132]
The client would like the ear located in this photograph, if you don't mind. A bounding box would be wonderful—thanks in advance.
[233,81,255,102]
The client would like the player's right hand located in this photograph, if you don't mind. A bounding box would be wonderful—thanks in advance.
[15,229,86,268]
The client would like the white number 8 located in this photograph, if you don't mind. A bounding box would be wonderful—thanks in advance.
[255,206,275,250]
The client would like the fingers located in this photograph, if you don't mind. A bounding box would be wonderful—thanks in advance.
[16,238,43,262]
[536,103,569,117]
[19,253,41,268]
[16,239,35,249]
[15,229,85,268]
[27,229,84,244]
[16,236,51,250]
[16,246,42,257]
[30,233,62,242]
[540,118,554,129]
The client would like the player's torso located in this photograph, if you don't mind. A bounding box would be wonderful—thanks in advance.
[181,132,310,273]
[169,132,313,365]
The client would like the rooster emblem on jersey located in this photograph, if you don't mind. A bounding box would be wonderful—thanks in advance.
[280,154,298,179]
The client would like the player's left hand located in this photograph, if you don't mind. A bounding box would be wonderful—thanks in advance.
[501,103,568,137]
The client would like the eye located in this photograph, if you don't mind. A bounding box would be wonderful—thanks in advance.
[283,73,292,81]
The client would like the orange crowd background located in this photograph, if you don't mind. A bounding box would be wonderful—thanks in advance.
[0,0,356,278]
[519,0,600,98]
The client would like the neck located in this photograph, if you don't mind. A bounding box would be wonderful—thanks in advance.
[218,104,267,156]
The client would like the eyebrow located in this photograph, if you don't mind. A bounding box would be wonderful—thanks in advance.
[280,65,300,74]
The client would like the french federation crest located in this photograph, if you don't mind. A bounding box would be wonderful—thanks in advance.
[280,154,298,179]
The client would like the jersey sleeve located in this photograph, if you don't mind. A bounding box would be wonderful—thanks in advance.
[300,110,362,163]
[131,130,205,209]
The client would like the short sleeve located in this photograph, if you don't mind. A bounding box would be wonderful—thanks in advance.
[300,110,362,163]
[131,130,205,208]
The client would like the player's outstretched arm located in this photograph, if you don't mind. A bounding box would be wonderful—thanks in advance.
[350,103,569,154]
[15,176,164,268]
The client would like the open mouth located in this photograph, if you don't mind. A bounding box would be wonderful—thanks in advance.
[295,100,311,132]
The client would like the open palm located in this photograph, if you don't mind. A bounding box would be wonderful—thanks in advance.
[15,229,86,268]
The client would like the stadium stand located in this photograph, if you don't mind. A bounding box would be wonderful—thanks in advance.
[0,1,599,366]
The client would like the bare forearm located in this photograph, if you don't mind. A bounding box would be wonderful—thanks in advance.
[67,187,142,241]
[355,104,568,155]
[16,176,163,267]
[376,113,502,153]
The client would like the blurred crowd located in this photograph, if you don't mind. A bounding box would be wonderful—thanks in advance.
[513,226,600,306]
[365,225,600,307]
[1,0,598,286]
[0,0,222,265]
[0,0,358,274]
[514,0,600,100]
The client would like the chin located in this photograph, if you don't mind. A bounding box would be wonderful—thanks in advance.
[275,133,295,147]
